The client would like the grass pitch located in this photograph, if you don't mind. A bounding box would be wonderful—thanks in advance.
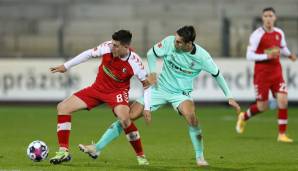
[0,104,298,171]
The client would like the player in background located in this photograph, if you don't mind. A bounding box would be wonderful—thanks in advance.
[78,25,241,167]
[49,30,151,165]
[236,7,297,142]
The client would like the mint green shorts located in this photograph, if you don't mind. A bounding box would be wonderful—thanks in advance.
[136,86,192,112]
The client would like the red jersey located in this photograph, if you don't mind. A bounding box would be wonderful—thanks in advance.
[90,41,147,93]
[247,27,291,79]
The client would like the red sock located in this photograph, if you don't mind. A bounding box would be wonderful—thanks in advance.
[57,115,71,150]
[243,104,261,121]
[123,122,144,156]
[278,109,288,134]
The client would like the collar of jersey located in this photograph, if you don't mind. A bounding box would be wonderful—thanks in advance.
[190,43,196,55]
[118,51,131,61]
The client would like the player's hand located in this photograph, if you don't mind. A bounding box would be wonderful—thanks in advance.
[228,98,241,114]
[143,110,151,125]
[147,73,157,85]
[288,54,297,62]
[50,65,67,73]
[265,47,280,59]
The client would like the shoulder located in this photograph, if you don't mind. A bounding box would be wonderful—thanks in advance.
[194,44,212,60]
[164,36,175,45]
[128,52,144,69]
[164,35,175,41]
[130,51,143,62]
[273,27,285,35]
[97,40,112,54]
[250,27,265,39]
[160,36,175,46]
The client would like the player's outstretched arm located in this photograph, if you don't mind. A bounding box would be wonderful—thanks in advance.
[50,65,67,73]
[51,44,106,73]
[49,49,95,73]
[210,69,241,113]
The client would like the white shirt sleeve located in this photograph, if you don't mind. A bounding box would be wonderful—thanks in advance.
[128,52,147,81]
[129,52,150,110]
[143,86,151,110]
[278,28,291,57]
[64,41,112,70]
[246,28,268,61]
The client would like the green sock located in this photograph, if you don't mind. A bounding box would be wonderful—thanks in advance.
[188,126,204,159]
[95,120,123,152]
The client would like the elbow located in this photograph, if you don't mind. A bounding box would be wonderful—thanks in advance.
[246,51,254,61]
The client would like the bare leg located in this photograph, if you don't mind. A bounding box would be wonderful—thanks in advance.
[178,100,208,166]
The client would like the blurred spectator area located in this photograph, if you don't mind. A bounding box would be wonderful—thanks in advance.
[0,0,297,58]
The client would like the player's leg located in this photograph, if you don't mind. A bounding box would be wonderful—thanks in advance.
[80,87,165,162]
[114,104,149,165]
[90,87,164,157]
[275,93,292,142]
[273,81,293,143]
[92,101,144,155]
[236,100,268,134]
[236,83,269,134]
[129,101,146,120]
[50,95,88,164]
[177,100,208,167]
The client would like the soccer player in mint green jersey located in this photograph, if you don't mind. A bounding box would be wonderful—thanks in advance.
[79,25,241,167]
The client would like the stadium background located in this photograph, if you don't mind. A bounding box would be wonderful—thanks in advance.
[0,0,298,170]
[0,0,297,102]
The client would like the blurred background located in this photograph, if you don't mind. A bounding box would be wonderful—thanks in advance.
[0,0,297,103]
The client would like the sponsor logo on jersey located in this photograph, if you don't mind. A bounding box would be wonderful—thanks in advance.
[103,65,125,82]
[167,60,193,74]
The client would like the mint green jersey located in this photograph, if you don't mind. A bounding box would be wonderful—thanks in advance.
[147,35,232,98]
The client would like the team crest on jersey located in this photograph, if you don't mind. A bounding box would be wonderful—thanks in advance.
[275,35,279,40]
[122,68,127,73]
[157,42,162,48]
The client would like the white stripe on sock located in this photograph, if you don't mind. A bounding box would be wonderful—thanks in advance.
[278,119,288,125]
[57,122,71,132]
[246,109,251,117]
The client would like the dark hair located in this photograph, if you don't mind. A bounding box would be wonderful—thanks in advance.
[176,25,196,43]
[112,30,132,45]
[262,7,276,14]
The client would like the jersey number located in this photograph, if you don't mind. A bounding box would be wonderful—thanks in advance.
[116,94,123,103]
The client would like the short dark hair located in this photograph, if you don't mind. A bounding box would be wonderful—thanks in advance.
[262,7,276,14]
[112,30,132,45]
[176,25,196,43]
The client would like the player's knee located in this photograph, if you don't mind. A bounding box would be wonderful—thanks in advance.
[129,110,142,121]
[258,103,268,112]
[57,102,69,114]
[187,114,198,127]
[278,98,288,108]
[119,119,131,128]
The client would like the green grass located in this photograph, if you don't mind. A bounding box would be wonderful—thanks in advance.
[0,105,298,171]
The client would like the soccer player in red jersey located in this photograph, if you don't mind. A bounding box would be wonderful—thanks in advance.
[49,30,151,164]
[236,7,297,142]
